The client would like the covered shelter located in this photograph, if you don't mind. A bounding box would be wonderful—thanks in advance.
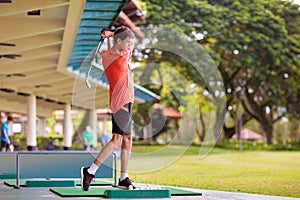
[0,0,159,150]
[232,128,263,141]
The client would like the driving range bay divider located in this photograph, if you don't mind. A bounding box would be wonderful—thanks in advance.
[11,151,117,188]
[0,152,17,179]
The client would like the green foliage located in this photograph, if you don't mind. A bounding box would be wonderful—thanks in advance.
[141,0,300,144]
[216,139,300,151]
[12,134,63,151]
[71,143,85,150]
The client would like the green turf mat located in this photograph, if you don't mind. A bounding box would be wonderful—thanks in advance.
[50,187,116,197]
[50,186,201,197]
[0,173,16,179]
[104,189,171,198]
[4,180,26,187]
[75,179,112,186]
[163,187,202,196]
[26,180,75,187]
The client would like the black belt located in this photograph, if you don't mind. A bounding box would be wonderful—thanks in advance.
[121,102,132,112]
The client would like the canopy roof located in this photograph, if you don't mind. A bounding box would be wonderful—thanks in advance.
[0,0,159,117]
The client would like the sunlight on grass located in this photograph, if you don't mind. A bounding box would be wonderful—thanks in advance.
[131,146,300,198]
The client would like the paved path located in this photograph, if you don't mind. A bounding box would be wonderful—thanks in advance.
[1,181,299,200]
[185,188,300,200]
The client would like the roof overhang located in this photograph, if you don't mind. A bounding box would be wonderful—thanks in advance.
[0,0,159,117]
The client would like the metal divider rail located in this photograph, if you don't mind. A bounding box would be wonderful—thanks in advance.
[14,151,117,189]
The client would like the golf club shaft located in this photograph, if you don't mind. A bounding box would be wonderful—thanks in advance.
[85,28,108,89]
[87,37,104,77]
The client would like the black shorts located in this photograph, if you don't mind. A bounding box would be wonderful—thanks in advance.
[112,103,132,135]
[1,141,9,149]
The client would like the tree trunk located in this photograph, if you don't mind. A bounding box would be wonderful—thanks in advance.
[298,120,300,142]
[261,122,273,144]
[235,91,242,140]
[235,116,241,140]
[174,120,181,141]
[224,126,235,138]
[197,111,206,142]
[243,90,274,145]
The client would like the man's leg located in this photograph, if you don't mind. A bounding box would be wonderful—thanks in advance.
[93,134,122,166]
[81,134,122,191]
[1,142,7,152]
[120,135,132,178]
[118,135,135,189]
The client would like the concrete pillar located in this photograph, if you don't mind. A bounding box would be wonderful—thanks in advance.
[21,121,25,135]
[103,118,107,134]
[27,95,37,151]
[89,109,98,149]
[8,122,13,136]
[38,117,47,137]
[63,104,72,150]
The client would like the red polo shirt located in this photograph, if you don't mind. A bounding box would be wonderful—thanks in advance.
[101,48,134,113]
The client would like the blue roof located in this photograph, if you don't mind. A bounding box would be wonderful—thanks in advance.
[67,0,159,102]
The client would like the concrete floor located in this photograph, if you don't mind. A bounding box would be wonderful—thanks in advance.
[1,180,299,200]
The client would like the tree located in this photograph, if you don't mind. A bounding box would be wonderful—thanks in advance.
[133,0,226,143]
[188,0,300,144]
[139,0,300,144]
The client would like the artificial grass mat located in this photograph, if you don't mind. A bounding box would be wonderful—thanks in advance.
[75,179,112,186]
[162,187,202,196]
[50,186,202,197]
[4,180,26,187]
[26,180,75,187]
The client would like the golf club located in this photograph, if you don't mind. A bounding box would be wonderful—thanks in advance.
[85,30,106,88]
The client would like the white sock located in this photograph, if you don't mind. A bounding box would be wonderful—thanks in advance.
[87,163,98,175]
[120,172,128,181]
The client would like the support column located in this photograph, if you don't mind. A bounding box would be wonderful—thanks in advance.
[38,117,47,137]
[8,121,13,136]
[21,121,25,135]
[63,104,72,150]
[27,95,37,151]
[89,109,98,149]
[103,118,107,134]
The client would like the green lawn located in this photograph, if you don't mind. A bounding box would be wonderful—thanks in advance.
[129,145,300,198]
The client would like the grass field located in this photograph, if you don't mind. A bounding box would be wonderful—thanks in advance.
[129,145,300,198]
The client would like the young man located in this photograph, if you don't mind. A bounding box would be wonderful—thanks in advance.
[1,115,13,152]
[81,26,136,191]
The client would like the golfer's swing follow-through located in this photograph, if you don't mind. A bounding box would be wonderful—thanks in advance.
[81,26,136,191]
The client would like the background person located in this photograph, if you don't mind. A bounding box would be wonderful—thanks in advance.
[1,116,13,152]
[46,137,55,151]
[100,131,110,147]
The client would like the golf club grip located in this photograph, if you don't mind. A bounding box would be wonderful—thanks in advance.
[91,28,109,62]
